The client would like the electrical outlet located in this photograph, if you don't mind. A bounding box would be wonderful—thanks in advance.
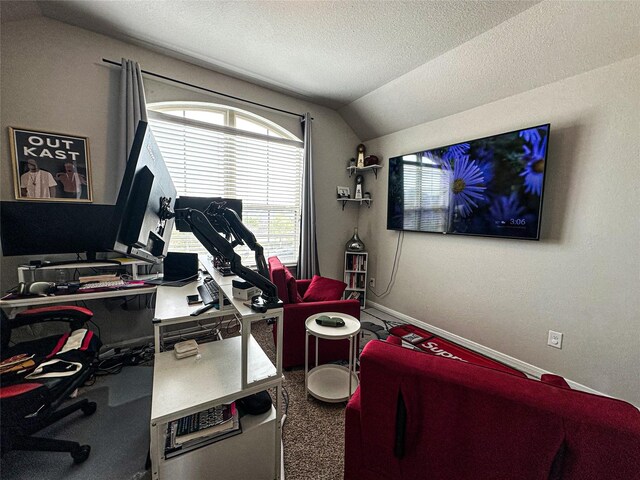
[547,330,563,349]
[369,278,375,288]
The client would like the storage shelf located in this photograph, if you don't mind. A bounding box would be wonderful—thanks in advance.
[344,251,368,308]
[307,364,359,403]
[337,198,371,210]
[151,335,277,425]
[347,164,382,179]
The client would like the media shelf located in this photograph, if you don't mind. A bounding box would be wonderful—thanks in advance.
[150,335,282,479]
[150,263,284,480]
[16,258,151,283]
[343,251,368,308]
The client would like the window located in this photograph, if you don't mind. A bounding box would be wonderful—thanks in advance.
[147,102,304,266]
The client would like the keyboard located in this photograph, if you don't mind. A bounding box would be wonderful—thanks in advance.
[175,405,233,436]
[79,279,128,290]
[78,279,146,291]
[197,280,219,305]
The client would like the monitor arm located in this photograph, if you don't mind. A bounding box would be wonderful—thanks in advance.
[162,202,281,312]
[202,202,269,279]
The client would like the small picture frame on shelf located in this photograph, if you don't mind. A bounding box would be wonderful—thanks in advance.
[337,186,351,199]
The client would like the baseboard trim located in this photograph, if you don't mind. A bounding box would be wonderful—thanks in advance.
[366,300,609,398]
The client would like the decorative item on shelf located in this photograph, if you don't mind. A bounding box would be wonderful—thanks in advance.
[354,174,364,199]
[345,227,365,252]
[349,157,356,168]
[356,144,366,168]
[364,192,371,200]
[364,155,379,167]
[337,186,351,199]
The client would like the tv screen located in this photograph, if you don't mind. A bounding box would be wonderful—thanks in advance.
[387,124,550,240]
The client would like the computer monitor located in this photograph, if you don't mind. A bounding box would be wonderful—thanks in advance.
[0,201,115,259]
[174,197,243,233]
[110,121,177,263]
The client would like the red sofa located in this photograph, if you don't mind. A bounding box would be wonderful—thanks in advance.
[268,256,360,369]
[345,339,640,480]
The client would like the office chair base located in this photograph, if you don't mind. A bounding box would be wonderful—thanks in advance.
[1,398,97,464]
[5,434,91,463]
[71,445,91,464]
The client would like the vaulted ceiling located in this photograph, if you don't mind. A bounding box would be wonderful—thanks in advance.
[3,1,639,140]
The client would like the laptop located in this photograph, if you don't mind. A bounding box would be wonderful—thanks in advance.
[145,252,199,287]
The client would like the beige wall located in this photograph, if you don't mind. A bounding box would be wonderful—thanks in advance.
[361,56,640,405]
[1,17,360,342]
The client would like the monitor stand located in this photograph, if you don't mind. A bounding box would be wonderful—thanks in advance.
[30,251,122,268]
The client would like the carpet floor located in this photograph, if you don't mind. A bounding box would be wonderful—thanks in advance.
[0,365,153,480]
[252,307,403,480]
[0,307,402,480]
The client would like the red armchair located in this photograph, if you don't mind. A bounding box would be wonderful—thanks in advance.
[268,256,360,369]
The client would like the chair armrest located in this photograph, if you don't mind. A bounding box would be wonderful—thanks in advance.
[10,306,94,330]
[296,279,312,297]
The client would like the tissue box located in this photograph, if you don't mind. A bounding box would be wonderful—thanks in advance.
[232,280,261,300]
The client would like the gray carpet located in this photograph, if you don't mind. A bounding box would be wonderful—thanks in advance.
[1,365,153,480]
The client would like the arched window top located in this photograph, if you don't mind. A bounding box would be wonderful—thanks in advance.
[146,100,304,266]
[147,101,301,142]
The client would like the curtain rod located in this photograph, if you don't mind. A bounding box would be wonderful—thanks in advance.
[102,58,308,120]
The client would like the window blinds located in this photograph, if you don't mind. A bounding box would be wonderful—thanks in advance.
[148,111,304,266]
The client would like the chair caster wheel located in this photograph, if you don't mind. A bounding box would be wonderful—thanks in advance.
[71,445,91,464]
[81,401,97,416]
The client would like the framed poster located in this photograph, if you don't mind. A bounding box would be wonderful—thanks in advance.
[9,127,93,202]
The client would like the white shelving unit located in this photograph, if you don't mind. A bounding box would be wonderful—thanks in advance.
[347,164,383,179]
[337,197,371,210]
[337,163,382,210]
[343,251,368,308]
[16,258,151,283]
[150,256,283,480]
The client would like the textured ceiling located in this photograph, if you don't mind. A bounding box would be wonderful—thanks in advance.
[3,1,639,140]
[31,0,535,109]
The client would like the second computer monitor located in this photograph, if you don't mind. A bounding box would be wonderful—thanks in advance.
[174,197,243,232]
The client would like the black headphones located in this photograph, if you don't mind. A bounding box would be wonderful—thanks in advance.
[13,282,57,296]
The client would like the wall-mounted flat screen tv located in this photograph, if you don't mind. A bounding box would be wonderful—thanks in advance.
[387,124,550,240]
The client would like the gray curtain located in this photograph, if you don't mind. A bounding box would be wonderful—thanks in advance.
[298,113,320,279]
[120,58,148,164]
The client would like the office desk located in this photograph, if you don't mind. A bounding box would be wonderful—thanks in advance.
[150,257,283,479]
[1,260,156,317]
[0,285,156,317]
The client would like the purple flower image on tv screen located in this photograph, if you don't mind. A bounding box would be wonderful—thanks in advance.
[387,124,550,240]
[438,146,486,218]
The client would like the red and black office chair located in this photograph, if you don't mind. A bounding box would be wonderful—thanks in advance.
[0,306,102,464]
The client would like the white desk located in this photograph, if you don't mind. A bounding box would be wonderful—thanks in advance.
[0,260,156,317]
[150,257,283,480]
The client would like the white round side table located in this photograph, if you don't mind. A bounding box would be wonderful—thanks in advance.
[304,312,360,403]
